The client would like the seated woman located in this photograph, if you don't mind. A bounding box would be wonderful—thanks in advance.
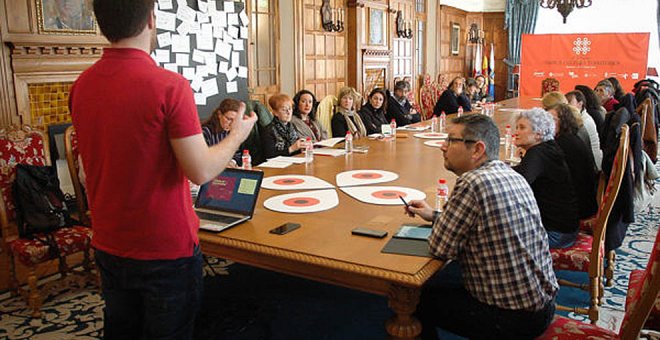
[359,88,389,135]
[565,90,603,171]
[542,91,592,155]
[332,86,367,138]
[290,90,328,142]
[547,103,598,220]
[465,78,481,104]
[512,108,579,249]
[201,98,243,167]
[261,93,305,159]
[474,74,493,103]
[574,85,606,139]
[433,76,471,115]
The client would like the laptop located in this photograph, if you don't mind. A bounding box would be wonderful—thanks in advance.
[194,168,264,232]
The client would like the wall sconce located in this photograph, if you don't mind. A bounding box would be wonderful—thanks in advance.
[540,0,593,24]
[320,0,344,33]
[395,10,412,39]
[467,23,483,44]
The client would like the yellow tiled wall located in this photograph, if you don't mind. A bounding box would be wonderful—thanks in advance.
[28,82,73,130]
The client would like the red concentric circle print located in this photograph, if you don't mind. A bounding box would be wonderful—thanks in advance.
[273,178,305,185]
[282,197,321,207]
[351,172,384,180]
[371,190,407,199]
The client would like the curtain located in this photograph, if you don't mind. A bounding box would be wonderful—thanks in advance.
[504,0,539,95]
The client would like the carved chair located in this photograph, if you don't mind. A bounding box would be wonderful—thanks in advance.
[419,74,439,120]
[64,126,90,225]
[551,125,630,324]
[317,95,338,137]
[541,77,560,96]
[0,125,94,318]
[538,222,660,339]
[637,98,657,163]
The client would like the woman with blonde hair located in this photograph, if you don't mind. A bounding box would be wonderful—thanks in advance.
[331,86,367,138]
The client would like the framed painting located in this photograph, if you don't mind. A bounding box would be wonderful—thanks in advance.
[36,0,96,34]
[368,8,385,46]
[451,22,460,55]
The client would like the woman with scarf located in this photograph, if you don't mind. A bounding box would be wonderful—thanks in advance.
[261,93,306,158]
[331,86,367,138]
[290,90,328,142]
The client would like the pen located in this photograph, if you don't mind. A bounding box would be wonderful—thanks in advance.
[399,195,409,208]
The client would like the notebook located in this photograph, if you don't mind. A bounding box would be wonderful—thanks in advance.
[195,168,264,232]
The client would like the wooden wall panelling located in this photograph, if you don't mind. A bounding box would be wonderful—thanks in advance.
[1,0,107,45]
[483,12,507,102]
[0,18,17,126]
[297,0,346,101]
[437,5,467,83]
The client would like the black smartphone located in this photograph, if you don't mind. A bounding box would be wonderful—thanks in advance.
[270,222,301,235]
[351,227,388,238]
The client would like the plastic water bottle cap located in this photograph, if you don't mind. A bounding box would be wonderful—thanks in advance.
[243,150,249,155]
[506,125,510,128]
[438,179,446,184]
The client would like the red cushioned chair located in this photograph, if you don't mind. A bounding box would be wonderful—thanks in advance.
[538,225,660,339]
[551,125,630,324]
[0,125,94,318]
[420,74,438,120]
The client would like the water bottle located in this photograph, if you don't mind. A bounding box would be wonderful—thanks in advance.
[344,131,353,154]
[390,119,397,140]
[509,135,517,160]
[439,111,446,133]
[241,150,252,170]
[431,116,438,133]
[435,178,449,212]
[504,125,512,154]
[457,106,464,117]
[305,137,314,163]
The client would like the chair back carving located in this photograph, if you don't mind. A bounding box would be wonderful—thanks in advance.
[637,98,657,163]
[541,77,560,96]
[420,74,439,120]
[589,125,629,275]
[619,227,660,339]
[64,126,90,225]
[0,125,50,241]
[317,95,337,137]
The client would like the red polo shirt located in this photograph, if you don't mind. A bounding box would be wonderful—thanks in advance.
[70,48,201,260]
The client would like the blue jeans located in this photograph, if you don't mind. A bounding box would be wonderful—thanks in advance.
[547,229,579,249]
[95,245,203,340]
[416,261,555,340]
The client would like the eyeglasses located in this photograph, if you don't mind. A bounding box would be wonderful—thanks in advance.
[445,137,478,146]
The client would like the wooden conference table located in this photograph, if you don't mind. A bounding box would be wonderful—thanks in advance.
[198,97,540,339]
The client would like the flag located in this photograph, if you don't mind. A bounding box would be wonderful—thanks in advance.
[482,45,489,78]
[489,43,495,98]
[473,43,482,77]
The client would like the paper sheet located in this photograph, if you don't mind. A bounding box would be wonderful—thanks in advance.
[262,175,335,191]
[340,186,426,206]
[264,189,339,214]
[257,160,292,169]
[175,53,189,66]
[157,32,172,47]
[156,10,176,31]
[335,170,399,187]
[201,79,219,96]
[312,148,346,157]
[158,0,173,10]
[313,137,344,147]
[226,81,238,93]
[269,156,307,164]
[171,34,190,53]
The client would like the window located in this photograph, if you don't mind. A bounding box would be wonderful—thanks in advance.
[250,0,278,87]
[416,21,424,75]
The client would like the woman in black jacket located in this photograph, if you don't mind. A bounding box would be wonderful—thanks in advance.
[359,88,389,135]
[433,76,472,115]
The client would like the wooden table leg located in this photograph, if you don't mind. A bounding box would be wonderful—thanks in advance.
[385,285,421,340]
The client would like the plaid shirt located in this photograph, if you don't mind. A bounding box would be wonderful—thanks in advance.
[430,160,558,311]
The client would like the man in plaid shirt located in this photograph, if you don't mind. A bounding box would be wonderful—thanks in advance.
[406,114,558,339]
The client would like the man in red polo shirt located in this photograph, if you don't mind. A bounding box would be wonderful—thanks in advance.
[69,1,256,338]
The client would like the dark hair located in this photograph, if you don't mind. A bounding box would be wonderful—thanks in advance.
[367,88,388,111]
[292,90,318,121]
[451,114,500,161]
[394,81,410,92]
[549,103,579,136]
[607,77,625,99]
[466,78,478,88]
[574,85,602,116]
[202,98,243,134]
[565,90,586,107]
[93,0,154,43]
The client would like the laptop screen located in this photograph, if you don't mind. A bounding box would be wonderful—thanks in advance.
[195,168,264,216]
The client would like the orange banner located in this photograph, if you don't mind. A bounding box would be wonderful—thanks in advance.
[520,33,650,97]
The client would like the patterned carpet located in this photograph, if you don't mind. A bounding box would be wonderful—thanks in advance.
[0,210,658,339]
